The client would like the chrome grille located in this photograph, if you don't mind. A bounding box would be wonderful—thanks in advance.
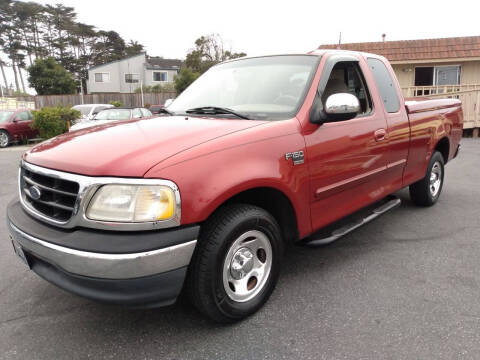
[20,165,79,222]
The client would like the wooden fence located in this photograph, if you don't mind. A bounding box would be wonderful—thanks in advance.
[15,92,176,109]
[402,85,480,130]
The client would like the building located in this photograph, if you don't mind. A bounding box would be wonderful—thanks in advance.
[319,36,480,131]
[87,53,183,94]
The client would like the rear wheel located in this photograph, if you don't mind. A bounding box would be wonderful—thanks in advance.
[187,204,283,323]
[0,130,10,148]
[409,151,445,206]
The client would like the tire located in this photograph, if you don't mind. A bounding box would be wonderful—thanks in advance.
[409,151,445,206]
[0,130,10,148]
[187,204,284,323]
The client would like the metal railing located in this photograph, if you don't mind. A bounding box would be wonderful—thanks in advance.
[401,85,480,129]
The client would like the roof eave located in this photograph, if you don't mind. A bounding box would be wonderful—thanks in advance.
[390,56,480,65]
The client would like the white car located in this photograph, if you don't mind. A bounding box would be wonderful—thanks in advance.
[72,104,114,123]
[69,107,153,131]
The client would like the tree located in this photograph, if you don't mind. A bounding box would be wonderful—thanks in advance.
[27,57,77,95]
[185,34,246,74]
[174,66,200,94]
[0,0,145,94]
[175,34,246,94]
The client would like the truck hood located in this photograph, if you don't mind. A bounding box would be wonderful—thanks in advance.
[24,116,267,177]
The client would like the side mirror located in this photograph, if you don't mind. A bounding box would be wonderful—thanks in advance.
[310,92,360,125]
[164,99,174,108]
[12,117,20,123]
[324,93,360,121]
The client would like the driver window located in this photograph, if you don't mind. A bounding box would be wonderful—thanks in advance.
[322,62,373,116]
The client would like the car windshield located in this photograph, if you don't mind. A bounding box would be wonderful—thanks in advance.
[94,109,131,120]
[72,105,93,116]
[0,111,14,123]
[168,55,319,120]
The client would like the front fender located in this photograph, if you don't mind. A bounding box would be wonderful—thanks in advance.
[144,132,312,238]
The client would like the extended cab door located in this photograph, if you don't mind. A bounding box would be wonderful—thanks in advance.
[304,54,390,231]
[366,57,410,191]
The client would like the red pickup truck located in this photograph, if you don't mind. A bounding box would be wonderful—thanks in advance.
[7,50,462,323]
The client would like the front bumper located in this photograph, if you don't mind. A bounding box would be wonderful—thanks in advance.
[7,199,199,307]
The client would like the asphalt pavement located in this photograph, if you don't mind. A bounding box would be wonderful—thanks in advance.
[1,140,479,360]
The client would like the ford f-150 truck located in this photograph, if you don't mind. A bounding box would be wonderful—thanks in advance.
[7,50,462,323]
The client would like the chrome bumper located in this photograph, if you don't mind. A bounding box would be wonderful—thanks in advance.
[9,222,197,280]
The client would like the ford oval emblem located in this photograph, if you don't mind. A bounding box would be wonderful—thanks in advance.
[29,186,42,200]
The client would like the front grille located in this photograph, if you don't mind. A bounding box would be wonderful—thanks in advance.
[20,166,80,222]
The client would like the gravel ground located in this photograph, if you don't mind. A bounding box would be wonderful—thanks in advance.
[0,139,479,360]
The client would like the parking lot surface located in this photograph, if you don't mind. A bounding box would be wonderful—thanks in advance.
[1,140,479,360]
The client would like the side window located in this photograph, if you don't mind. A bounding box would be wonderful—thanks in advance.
[16,112,30,121]
[322,61,373,116]
[141,109,152,117]
[132,108,142,118]
[367,58,400,113]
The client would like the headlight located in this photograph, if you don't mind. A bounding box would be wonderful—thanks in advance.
[86,185,177,223]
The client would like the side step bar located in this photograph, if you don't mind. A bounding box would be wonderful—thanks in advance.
[304,195,401,247]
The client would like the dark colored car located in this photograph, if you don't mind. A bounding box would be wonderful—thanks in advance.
[149,104,164,114]
[0,109,37,148]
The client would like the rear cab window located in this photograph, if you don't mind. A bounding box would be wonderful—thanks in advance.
[367,58,400,113]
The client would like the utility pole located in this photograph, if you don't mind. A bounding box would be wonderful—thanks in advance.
[338,32,342,49]
[140,80,144,107]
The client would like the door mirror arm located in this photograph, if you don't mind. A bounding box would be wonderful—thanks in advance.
[309,91,328,125]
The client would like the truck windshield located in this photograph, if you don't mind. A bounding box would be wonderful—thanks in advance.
[168,55,319,120]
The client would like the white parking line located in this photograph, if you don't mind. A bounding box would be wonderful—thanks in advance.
[0,146,33,152]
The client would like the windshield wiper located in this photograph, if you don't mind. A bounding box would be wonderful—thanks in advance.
[185,106,251,120]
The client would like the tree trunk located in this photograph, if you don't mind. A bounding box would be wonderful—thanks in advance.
[18,67,27,94]
[0,62,8,96]
[11,61,20,93]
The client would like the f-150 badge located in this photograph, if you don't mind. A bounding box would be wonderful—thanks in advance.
[285,151,304,165]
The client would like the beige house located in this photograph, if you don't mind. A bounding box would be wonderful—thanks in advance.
[319,36,480,131]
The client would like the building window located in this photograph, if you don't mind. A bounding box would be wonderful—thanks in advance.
[415,66,461,86]
[94,73,110,83]
[125,74,140,83]
[153,71,168,82]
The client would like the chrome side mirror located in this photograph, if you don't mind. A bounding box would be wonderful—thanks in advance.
[164,99,174,108]
[324,93,360,121]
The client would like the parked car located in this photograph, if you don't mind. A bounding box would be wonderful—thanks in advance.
[71,104,114,123]
[69,107,153,131]
[7,50,462,323]
[149,104,165,114]
[0,109,38,148]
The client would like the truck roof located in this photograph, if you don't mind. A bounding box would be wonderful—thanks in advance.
[218,49,387,66]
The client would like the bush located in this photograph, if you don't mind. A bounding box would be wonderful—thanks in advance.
[109,101,123,107]
[174,67,200,94]
[31,106,81,139]
[134,83,176,94]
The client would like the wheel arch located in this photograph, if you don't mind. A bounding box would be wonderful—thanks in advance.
[434,136,450,163]
[205,186,300,244]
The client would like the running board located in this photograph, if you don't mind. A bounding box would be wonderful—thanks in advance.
[304,195,401,247]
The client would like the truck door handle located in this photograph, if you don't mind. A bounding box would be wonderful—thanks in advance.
[374,129,386,141]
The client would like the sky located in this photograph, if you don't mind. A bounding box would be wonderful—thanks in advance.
[4,0,480,93]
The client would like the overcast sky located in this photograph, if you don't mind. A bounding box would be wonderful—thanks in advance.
[4,0,480,93]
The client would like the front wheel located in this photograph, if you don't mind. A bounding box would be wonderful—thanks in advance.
[187,204,283,323]
[409,151,445,206]
[0,130,10,148]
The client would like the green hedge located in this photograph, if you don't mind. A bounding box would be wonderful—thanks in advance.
[31,106,81,139]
